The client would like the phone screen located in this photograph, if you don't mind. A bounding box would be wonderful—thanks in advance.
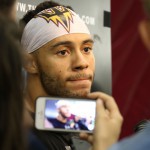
[44,98,96,132]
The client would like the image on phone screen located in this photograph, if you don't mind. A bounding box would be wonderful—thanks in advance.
[44,98,96,132]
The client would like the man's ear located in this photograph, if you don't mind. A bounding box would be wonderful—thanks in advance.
[23,53,39,74]
[138,20,150,52]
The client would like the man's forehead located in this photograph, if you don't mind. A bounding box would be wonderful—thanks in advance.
[35,34,93,54]
[21,6,90,54]
[46,33,93,46]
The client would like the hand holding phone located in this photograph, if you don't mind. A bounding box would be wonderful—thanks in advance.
[35,97,96,133]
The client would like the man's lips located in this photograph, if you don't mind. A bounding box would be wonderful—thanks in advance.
[68,78,90,81]
[67,74,92,81]
[67,79,91,87]
[66,74,92,88]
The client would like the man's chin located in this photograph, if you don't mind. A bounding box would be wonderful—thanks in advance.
[47,88,90,98]
[67,89,90,98]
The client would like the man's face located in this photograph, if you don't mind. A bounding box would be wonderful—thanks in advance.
[58,105,71,118]
[34,33,95,98]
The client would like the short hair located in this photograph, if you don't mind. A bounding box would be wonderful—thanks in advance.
[0,14,25,150]
[20,0,73,27]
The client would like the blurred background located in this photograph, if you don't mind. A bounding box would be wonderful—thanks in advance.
[112,0,150,138]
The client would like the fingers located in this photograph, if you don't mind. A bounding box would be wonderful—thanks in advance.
[87,92,122,119]
[79,132,88,140]
[79,132,93,144]
[79,92,123,150]
[95,99,106,119]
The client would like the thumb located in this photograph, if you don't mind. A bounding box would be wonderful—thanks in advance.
[95,99,105,119]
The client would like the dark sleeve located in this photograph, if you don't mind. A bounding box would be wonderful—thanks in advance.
[31,128,71,150]
[71,137,91,150]
[28,131,48,150]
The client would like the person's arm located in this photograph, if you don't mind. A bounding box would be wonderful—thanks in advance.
[80,92,123,150]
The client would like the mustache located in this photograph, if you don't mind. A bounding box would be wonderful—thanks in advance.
[67,74,92,81]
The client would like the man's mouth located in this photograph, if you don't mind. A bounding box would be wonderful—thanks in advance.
[66,74,92,88]
[67,74,92,81]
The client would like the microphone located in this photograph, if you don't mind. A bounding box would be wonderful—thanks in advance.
[134,119,150,133]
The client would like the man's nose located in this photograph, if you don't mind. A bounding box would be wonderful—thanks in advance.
[72,51,89,71]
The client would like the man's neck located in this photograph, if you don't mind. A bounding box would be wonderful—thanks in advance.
[25,74,48,113]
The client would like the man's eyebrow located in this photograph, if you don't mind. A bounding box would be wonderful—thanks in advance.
[82,39,94,44]
[51,41,72,48]
[51,39,94,48]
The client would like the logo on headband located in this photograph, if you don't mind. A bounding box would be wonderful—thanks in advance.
[35,6,74,33]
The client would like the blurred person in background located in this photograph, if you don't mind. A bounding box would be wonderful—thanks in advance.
[0,15,25,150]
[0,14,43,150]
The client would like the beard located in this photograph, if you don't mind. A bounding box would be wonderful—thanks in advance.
[39,70,91,98]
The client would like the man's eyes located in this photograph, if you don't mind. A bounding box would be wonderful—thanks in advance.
[55,46,93,56]
[56,50,69,56]
[83,47,93,53]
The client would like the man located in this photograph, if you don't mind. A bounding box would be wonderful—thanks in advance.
[21,1,122,150]
[21,3,94,149]
[46,100,89,130]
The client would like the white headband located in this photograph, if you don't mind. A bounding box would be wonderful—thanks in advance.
[21,6,90,53]
[55,100,71,109]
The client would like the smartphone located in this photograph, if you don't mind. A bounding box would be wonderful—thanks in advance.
[35,97,96,133]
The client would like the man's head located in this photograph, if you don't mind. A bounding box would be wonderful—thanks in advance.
[21,4,95,101]
[55,100,71,118]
